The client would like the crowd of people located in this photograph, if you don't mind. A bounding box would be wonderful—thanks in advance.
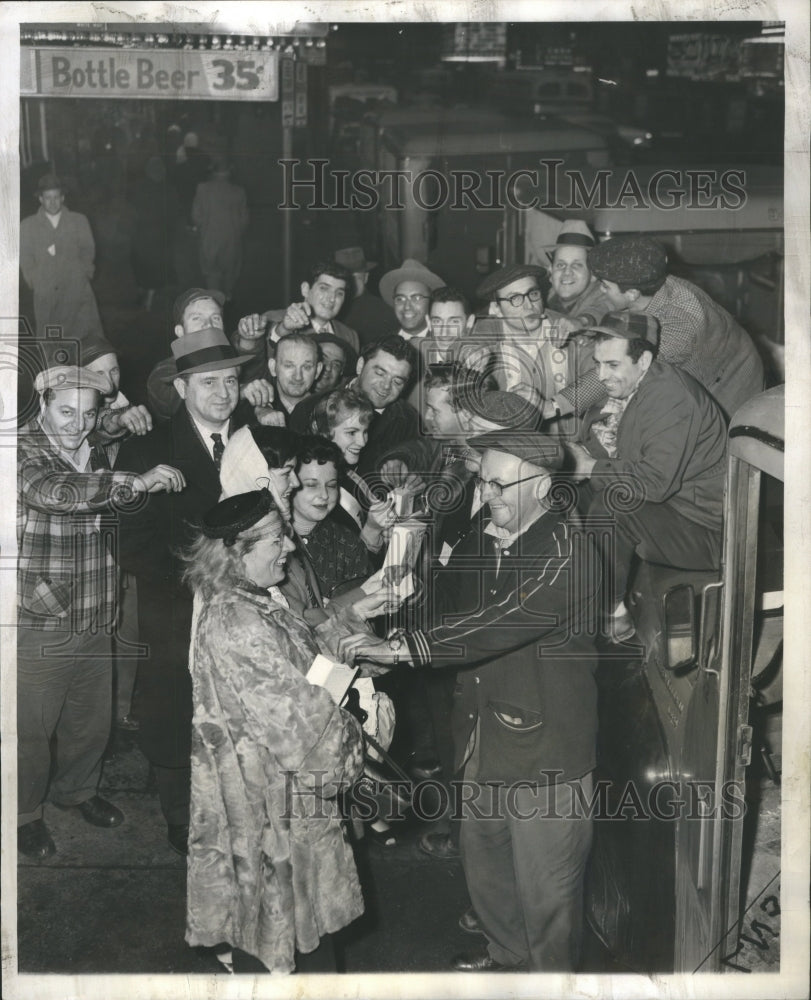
[16,173,768,974]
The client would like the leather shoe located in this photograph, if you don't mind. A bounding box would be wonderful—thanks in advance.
[168,824,189,856]
[451,950,523,972]
[77,796,124,827]
[18,819,55,860]
[602,610,637,645]
[418,830,460,860]
[458,907,484,935]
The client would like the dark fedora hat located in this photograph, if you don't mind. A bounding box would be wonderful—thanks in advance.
[37,172,64,194]
[335,246,377,273]
[161,327,254,380]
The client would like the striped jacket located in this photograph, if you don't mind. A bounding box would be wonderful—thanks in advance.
[17,420,139,632]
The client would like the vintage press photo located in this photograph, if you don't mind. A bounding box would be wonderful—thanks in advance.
[1,2,808,999]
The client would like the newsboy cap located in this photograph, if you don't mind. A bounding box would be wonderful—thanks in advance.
[37,173,63,194]
[468,430,564,472]
[468,390,542,431]
[586,310,660,347]
[34,365,111,395]
[475,264,545,301]
[587,236,668,288]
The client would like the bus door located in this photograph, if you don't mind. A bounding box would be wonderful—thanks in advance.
[587,386,784,972]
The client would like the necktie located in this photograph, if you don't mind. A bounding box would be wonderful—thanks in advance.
[211,433,224,469]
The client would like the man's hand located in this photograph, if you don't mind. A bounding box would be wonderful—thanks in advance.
[255,406,287,427]
[240,378,275,408]
[116,405,153,437]
[280,300,313,333]
[132,464,187,494]
[566,442,597,481]
[236,313,270,342]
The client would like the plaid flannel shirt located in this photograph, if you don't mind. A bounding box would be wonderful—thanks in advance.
[17,419,140,632]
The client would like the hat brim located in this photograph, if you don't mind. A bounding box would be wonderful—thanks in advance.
[160,354,255,381]
[379,265,444,306]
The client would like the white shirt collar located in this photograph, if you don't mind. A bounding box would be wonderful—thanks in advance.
[483,504,547,549]
[45,211,62,228]
[398,324,429,341]
[190,414,230,460]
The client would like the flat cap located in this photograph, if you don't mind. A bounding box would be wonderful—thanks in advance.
[80,335,117,367]
[587,236,668,289]
[468,430,564,472]
[586,310,660,347]
[34,365,111,395]
[467,389,542,430]
[475,264,545,301]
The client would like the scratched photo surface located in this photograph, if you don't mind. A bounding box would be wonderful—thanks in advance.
[2,3,808,1000]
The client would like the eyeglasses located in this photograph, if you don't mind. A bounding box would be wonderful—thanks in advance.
[495,287,543,309]
[474,472,546,497]
[393,293,430,306]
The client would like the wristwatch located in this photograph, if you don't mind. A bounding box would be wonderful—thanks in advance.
[387,628,404,666]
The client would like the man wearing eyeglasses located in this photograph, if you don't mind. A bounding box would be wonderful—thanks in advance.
[340,431,600,972]
[379,258,445,343]
[474,264,589,438]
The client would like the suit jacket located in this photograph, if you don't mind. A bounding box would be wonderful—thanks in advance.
[114,407,237,763]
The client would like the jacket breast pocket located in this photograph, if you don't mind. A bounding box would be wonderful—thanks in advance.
[487,699,544,733]
[21,576,74,619]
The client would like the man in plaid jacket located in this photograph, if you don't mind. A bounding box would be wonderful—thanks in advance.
[17,365,182,859]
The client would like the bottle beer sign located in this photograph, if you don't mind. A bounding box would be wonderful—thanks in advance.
[21,48,279,101]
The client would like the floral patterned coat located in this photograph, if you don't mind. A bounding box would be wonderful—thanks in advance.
[185,582,365,973]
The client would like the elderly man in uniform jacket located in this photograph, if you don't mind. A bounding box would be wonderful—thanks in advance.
[114,328,253,854]
[341,431,600,972]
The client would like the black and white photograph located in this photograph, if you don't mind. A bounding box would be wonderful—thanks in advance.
[1,2,809,998]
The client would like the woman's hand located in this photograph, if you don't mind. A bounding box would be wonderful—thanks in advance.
[352,581,403,619]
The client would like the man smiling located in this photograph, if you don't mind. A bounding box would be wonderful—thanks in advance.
[340,430,600,973]
[379,258,444,343]
[567,311,727,643]
[291,336,419,481]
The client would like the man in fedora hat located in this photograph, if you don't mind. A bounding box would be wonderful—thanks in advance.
[340,430,600,973]
[114,327,253,855]
[335,246,397,348]
[379,258,445,345]
[20,173,104,342]
[17,365,183,859]
[566,311,727,644]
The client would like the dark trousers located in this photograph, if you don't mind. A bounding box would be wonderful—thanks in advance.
[17,626,113,824]
[459,774,594,972]
[584,487,721,611]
